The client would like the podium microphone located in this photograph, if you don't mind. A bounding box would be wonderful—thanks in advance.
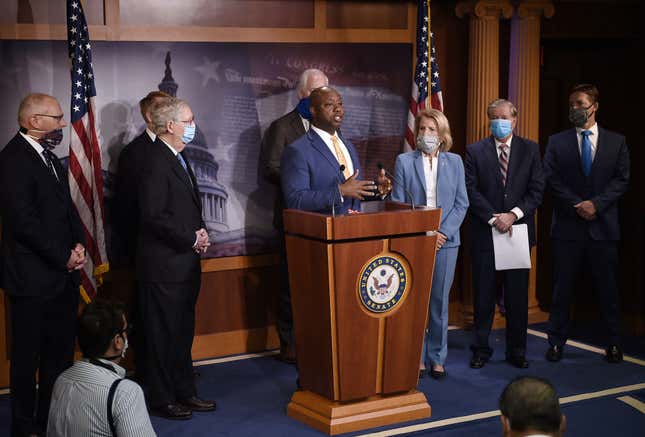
[377,163,415,210]
[332,164,346,217]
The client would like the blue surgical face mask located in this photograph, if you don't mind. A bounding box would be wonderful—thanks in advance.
[182,124,196,144]
[296,97,312,120]
[490,119,513,140]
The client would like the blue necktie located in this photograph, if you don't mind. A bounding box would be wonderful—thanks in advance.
[177,153,193,185]
[581,130,593,176]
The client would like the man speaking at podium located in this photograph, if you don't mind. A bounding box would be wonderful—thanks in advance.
[281,86,383,214]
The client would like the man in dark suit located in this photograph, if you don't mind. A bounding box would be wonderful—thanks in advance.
[281,86,378,215]
[465,98,545,369]
[114,90,170,261]
[0,93,87,436]
[544,84,630,364]
[137,97,214,420]
[259,69,328,363]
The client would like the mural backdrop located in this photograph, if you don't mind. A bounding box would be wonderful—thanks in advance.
[0,41,411,260]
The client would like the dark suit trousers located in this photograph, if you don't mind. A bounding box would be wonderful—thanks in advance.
[9,284,78,436]
[139,280,199,407]
[277,230,294,347]
[471,250,529,359]
[547,239,621,347]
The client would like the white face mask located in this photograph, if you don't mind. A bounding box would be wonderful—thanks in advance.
[120,336,129,358]
[416,134,441,154]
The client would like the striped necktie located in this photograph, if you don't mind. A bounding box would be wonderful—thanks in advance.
[42,149,59,182]
[499,143,509,186]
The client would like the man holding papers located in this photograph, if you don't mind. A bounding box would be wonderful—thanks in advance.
[465,99,545,369]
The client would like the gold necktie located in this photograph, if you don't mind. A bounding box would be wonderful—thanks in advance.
[331,135,351,179]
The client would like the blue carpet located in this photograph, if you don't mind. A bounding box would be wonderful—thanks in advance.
[406,390,645,436]
[1,325,643,436]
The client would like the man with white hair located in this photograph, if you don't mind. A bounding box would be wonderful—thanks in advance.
[259,68,328,363]
[137,97,214,420]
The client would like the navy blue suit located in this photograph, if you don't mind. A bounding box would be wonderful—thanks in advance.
[544,126,629,347]
[281,129,360,215]
[465,135,545,359]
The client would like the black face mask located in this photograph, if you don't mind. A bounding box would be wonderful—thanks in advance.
[20,126,64,150]
[568,104,594,128]
[37,128,64,150]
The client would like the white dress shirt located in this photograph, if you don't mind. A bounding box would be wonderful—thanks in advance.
[145,127,156,142]
[489,135,524,225]
[300,115,310,132]
[576,122,598,161]
[310,125,355,175]
[422,153,439,208]
[47,359,156,437]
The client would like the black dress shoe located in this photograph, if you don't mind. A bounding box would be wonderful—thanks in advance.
[507,356,529,369]
[152,403,193,420]
[179,396,217,412]
[605,345,623,363]
[429,367,447,380]
[469,354,488,369]
[546,345,563,362]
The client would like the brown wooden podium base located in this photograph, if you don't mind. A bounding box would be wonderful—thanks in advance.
[287,390,431,435]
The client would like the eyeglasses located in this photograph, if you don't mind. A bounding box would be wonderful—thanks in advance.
[178,119,195,125]
[35,113,65,122]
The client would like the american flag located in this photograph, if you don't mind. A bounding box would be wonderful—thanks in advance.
[404,0,444,151]
[66,0,108,302]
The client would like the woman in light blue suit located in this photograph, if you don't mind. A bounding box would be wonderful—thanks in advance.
[392,108,468,379]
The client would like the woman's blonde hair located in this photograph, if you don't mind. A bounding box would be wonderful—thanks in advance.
[413,108,453,152]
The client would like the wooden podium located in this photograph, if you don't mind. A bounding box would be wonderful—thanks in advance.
[283,203,441,435]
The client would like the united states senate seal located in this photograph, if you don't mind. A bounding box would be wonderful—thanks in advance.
[357,253,409,314]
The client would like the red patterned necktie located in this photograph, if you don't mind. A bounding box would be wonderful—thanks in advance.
[499,144,509,186]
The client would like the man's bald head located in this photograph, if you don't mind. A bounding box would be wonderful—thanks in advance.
[17,93,66,137]
[18,93,60,127]
[309,86,338,107]
[309,86,344,135]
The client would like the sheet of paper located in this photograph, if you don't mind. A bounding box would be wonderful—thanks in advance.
[492,223,531,270]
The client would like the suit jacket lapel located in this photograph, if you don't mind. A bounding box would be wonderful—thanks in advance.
[17,134,65,197]
[181,151,202,210]
[158,141,200,207]
[413,150,427,199]
[436,153,447,207]
[308,130,344,177]
[590,127,605,177]
[506,136,523,187]
[338,132,360,175]
[563,129,585,178]
[288,110,306,139]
